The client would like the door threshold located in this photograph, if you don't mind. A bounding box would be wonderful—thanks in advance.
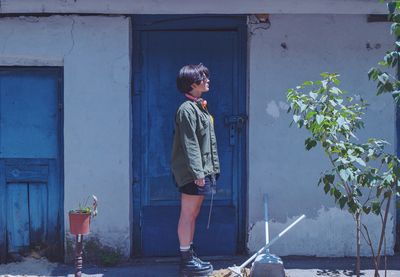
[129,255,247,264]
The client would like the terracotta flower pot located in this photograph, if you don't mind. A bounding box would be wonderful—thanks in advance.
[69,212,91,235]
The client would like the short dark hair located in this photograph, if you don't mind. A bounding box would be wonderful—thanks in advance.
[176,63,209,93]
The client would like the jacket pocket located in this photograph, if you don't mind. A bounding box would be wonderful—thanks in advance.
[198,117,209,136]
[202,152,212,171]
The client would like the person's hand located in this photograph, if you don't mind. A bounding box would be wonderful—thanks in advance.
[194,178,205,187]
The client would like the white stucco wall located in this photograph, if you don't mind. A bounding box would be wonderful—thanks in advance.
[0,0,388,14]
[0,16,131,256]
[0,12,397,259]
[248,14,396,256]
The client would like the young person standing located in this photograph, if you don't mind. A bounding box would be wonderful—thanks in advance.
[171,64,220,277]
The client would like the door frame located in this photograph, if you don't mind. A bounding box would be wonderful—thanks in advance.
[131,15,248,256]
[0,66,64,262]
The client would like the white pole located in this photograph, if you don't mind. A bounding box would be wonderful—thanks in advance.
[264,193,270,253]
[239,214,306,269]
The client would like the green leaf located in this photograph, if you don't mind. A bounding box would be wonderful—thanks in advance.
[363,206,371,214]
[376,187,383,197]
[324,183,330,194]
[309,92,318,99]
[368,68,379,80]
[355,158,366,167]
[378,73,389,84]
[337,117,346,127]
[297,119,304,128]
[305,138,317,151]
[333,188,342,200]
[330,87,341,95]
[293,115,301,123]
[384,190,392,198]
[323,174,335,185]
[391,23,400,36]
[306,111,317,120]
[348,200,359,214]
[339,169,350,182]
[339,196,347,209]
[371,200,381,215]
[298,101,307,112]
[384,174,394,184]
[316,115,324,125]
[388,2,397,14]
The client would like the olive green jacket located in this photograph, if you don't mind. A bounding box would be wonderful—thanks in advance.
[171,100,220,187]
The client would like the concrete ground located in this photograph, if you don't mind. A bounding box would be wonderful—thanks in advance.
[0,254,399,277]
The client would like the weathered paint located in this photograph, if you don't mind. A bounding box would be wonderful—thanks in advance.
[133,16,247,256]
[0,16,131,256]
[0,0,388,15]
[248,14,396,256]
[0,68,63,261]
[0,12,397,258]
[248,207,395,256]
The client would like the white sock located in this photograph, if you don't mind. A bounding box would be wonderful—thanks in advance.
[180,245,190,252]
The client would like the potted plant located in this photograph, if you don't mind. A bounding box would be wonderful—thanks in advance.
[69,195,98,235]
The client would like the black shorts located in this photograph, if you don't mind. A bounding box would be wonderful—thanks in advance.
[179,175,217,196]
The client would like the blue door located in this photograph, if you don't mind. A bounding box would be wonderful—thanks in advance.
[0,68,63,263]
[133,16,247,256]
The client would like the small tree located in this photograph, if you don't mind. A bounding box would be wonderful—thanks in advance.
[287,73,400,277]
[368,2,400,103]
[369,0,400,266]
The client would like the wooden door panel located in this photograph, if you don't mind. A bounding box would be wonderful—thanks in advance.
[0,68,62,263]
[133,16,247,256]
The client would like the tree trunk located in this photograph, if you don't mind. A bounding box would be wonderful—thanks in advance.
[356,212,361,277]
[375,196,391,277]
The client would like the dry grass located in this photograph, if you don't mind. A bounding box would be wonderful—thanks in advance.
[210,267,251,277]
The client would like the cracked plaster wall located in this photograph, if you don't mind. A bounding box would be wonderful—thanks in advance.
[248,14,396,256]
[1,13,398,258]
[0,15,131,256]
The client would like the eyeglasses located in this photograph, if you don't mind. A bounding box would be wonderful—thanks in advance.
[196,75,210,83]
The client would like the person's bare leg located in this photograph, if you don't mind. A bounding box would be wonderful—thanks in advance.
[190,196,204,244]
[178,193,212,275]
[178,193,204,247]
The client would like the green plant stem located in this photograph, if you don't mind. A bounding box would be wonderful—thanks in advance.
[374,194,391,277]
[361,224,378,271]
[356,211,361,277]
[327,152,352,196]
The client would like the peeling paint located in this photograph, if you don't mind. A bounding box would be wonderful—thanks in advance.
[249,14,394,256]
[247,207,395,257]
[266,100,280,118]
[265,101,290,119]
[278,101,289,111]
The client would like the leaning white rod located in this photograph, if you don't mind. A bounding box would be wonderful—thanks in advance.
[239,214,306,269]
[264,193,270,247]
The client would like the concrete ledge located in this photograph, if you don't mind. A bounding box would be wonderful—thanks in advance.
[0,55,63,66]
[0,0,389,15]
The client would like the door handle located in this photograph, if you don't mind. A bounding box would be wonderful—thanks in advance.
[225,115,247,146]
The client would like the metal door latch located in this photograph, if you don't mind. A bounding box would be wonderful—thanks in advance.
[225,115,247,146]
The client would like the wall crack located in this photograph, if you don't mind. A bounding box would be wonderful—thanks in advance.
[66,17,76,56]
